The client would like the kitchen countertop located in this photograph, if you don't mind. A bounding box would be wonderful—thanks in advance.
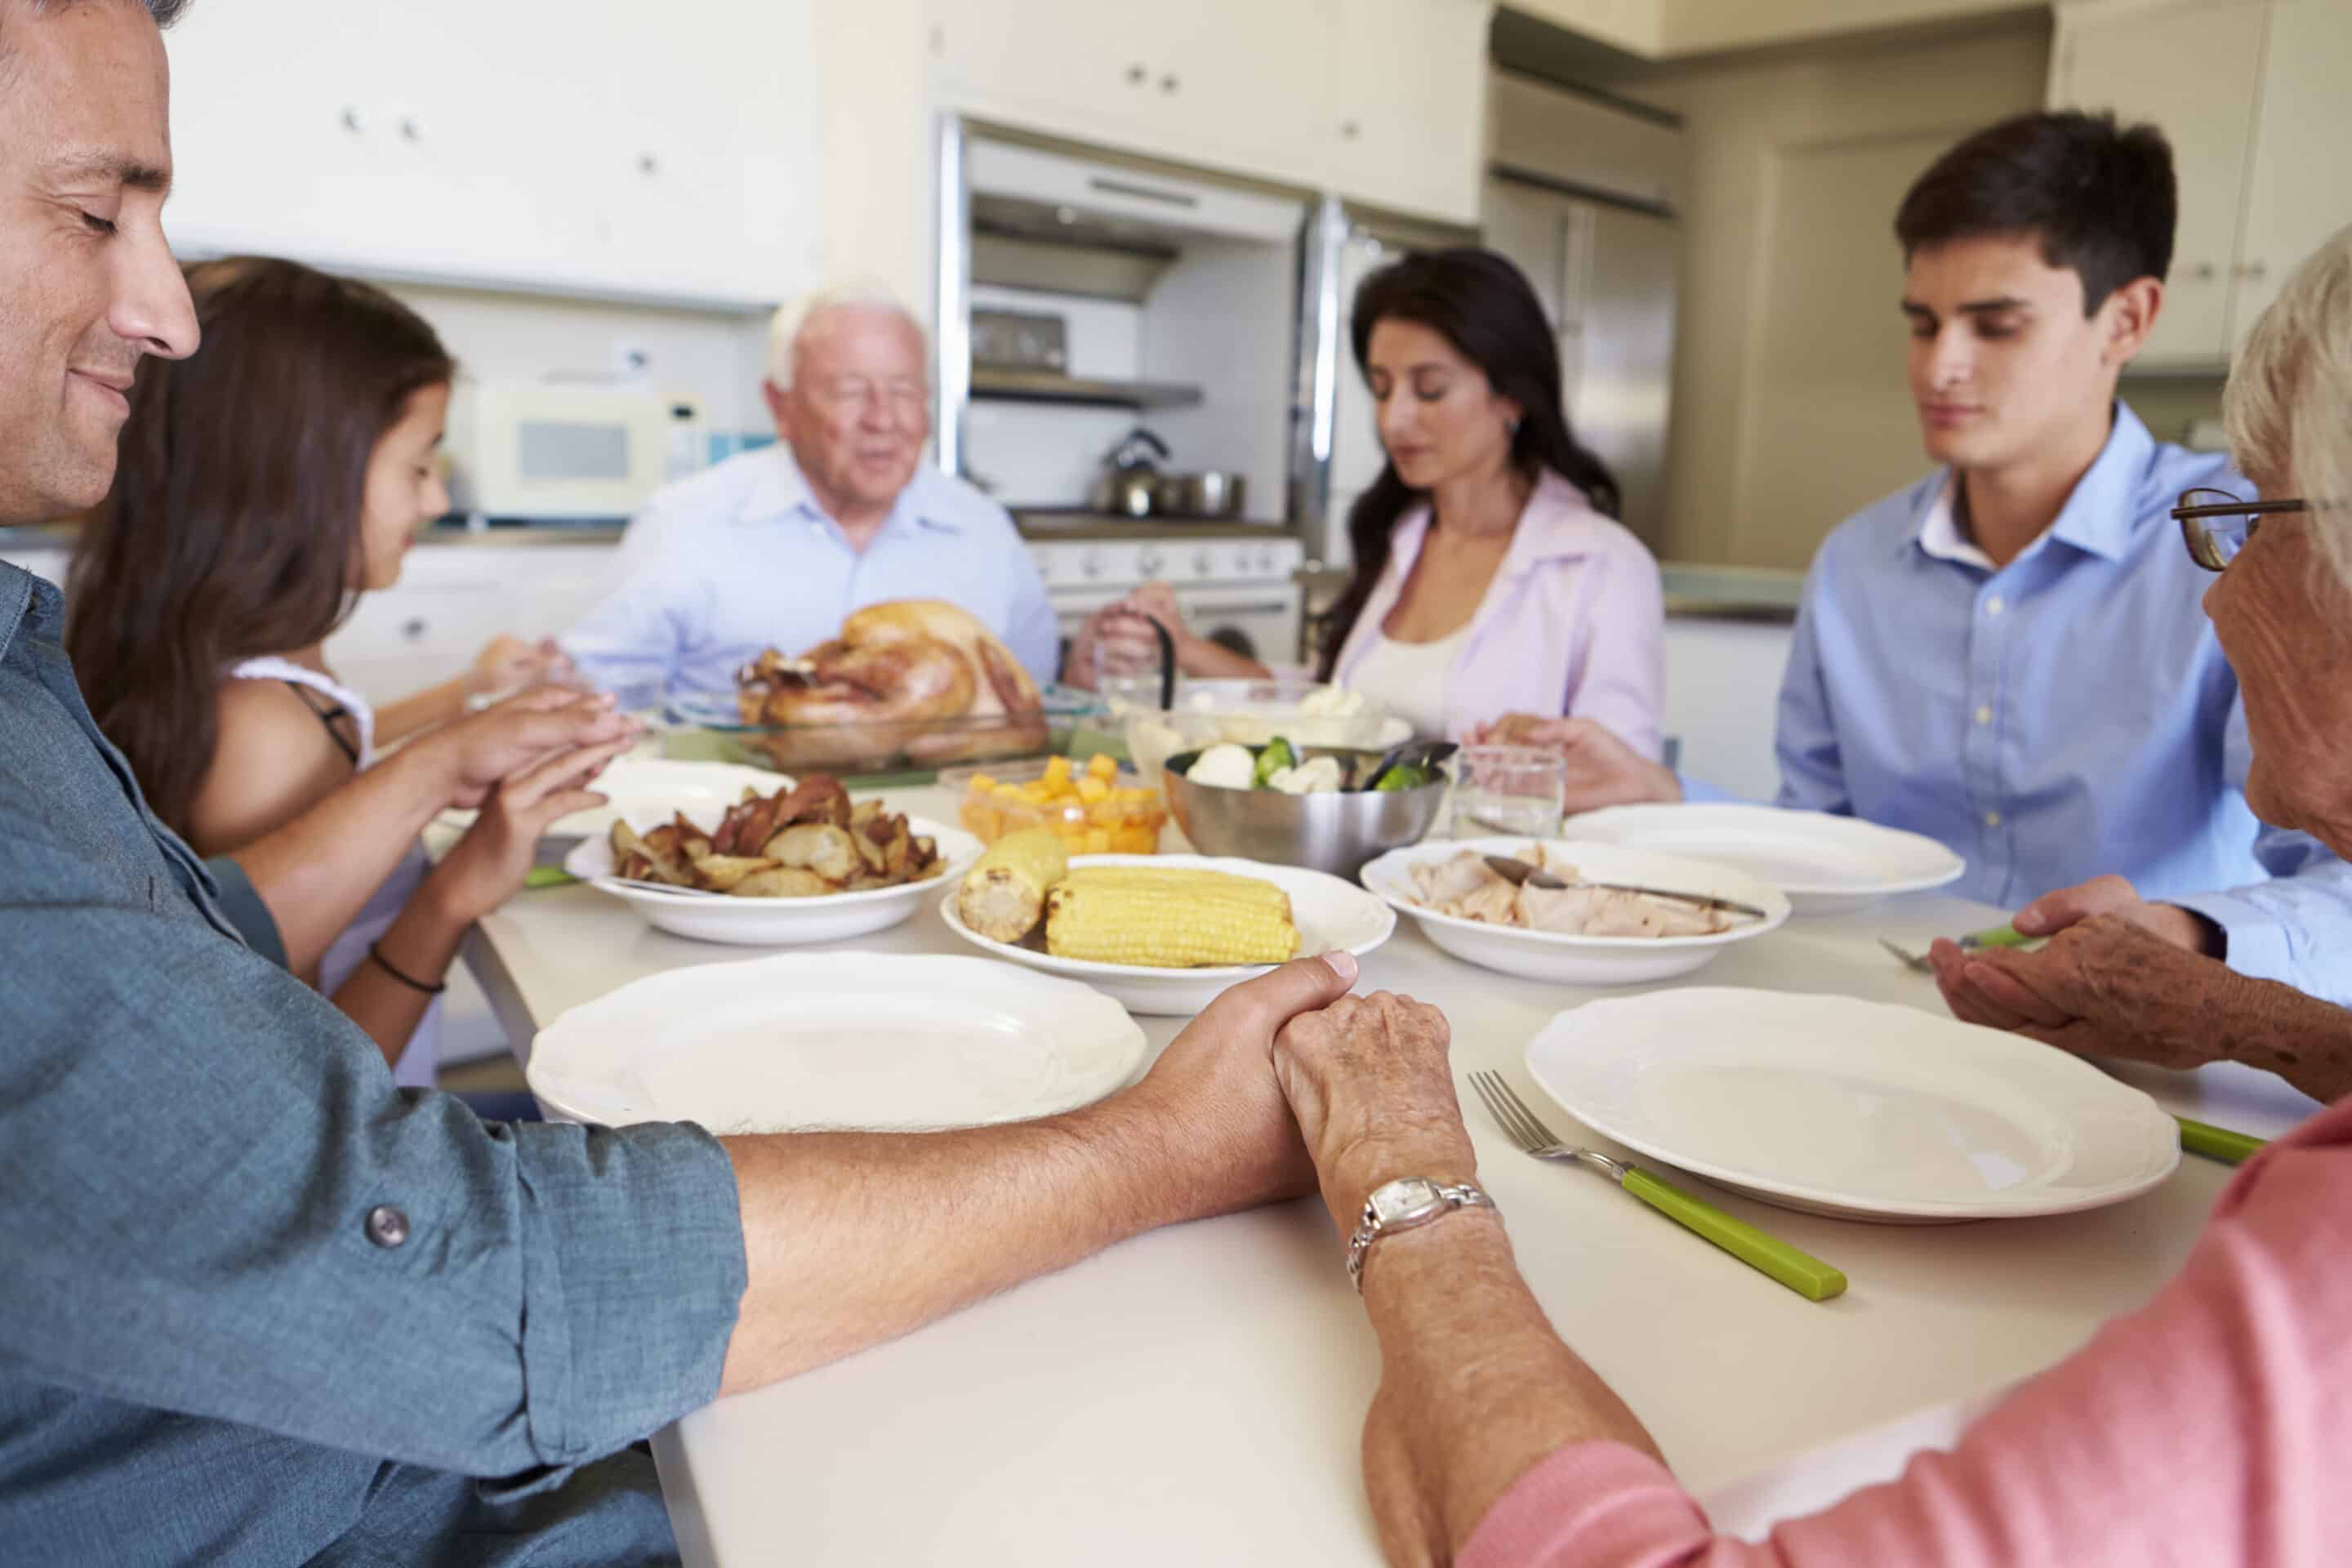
[1014,510,1298,542]
[459,783,2315,1566]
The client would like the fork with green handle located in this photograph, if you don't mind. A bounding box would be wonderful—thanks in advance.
[1880,923,2034,972]
[2176,1116,2267,1165]
[1468,1071,1847,1303]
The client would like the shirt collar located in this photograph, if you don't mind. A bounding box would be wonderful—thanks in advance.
[0,560,46,662]
[1908,402,2155,568]
[737,443,964,538]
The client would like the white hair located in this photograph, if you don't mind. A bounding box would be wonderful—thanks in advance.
[764,281,928,392]
[2225,224,2352,583]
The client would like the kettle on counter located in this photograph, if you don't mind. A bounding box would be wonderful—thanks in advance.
[1088,427,1170,519]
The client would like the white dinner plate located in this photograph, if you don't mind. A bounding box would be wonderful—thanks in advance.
[439,756,796,842]
[526,952,1149,1130]
[939,853,1396,1017]
[1560,804,1966,915]
[1525,988,2180,1223]
[566,810,983,946]
[1359,838,1790,987]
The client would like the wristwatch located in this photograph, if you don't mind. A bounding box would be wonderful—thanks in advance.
[1345,1176,1497,1293]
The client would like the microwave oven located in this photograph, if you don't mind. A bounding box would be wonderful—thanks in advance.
[444,381,680,521]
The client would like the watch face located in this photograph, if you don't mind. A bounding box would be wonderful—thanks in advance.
[1370,1178,1443,1225]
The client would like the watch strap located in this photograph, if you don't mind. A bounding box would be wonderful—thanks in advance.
[1346,1180,1494,1293]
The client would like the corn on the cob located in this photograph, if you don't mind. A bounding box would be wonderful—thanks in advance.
[1045,869,1298,967]
[956,828,1070,943]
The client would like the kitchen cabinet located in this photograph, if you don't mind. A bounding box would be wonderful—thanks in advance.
[925,0,1490,223]
[2051,0,2350,368]
[2229,0,2352,352]
[324,543,621,705]
[163,0,816,310]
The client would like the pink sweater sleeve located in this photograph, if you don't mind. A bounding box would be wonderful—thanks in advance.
[1460,1097,2352,1568]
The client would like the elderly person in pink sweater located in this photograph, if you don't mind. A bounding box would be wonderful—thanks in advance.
[1069,248,1664,753]
[1272,229,2352,1566]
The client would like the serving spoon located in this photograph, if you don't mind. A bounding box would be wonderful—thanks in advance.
[1482,853,1771,922]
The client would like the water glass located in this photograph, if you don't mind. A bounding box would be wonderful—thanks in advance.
[1450,745,1568,839]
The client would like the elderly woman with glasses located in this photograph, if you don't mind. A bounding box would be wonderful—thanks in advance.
[1270,229,2352,1566]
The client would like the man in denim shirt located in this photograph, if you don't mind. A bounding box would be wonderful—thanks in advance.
[0,6,1362,1563]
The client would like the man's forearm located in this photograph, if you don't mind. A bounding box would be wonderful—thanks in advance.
[230,742,450,977]
[715,1092,1193,1396]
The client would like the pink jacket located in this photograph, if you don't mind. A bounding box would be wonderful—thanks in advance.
[1330,470,1665,758]
[1463,1092,2352,1567]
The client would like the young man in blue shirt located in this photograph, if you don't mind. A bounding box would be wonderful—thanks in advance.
[1534,111,2352,1018]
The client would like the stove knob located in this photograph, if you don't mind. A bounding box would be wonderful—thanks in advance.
[1138,547,1165,577]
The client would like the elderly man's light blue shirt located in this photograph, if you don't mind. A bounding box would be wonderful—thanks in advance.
[1762,403,2352,1001]
[563,443,1061,709]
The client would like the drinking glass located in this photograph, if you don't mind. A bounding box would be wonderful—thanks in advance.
[1450,745,1568,839]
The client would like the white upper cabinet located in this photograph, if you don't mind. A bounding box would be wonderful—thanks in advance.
[2051,0,2351,368]
[926,0,1492,223]
[162,0,816,309]
[2050,0,2267,366]
[2230,0,2352,350]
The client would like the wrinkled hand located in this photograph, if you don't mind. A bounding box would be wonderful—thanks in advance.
[1121,951,1362,1215]
[1272,990,1475,1224]
[1929,914,2239,1072]
[426,738,632,927]
[422,688,640,808]
[1467,715,1679,813]
[2010,872,2222,955]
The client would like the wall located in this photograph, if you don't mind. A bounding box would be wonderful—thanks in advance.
[1595,16,2053,568]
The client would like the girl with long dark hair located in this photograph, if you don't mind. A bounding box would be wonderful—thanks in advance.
[69,257,596,1085]
[1313,247,1664,748]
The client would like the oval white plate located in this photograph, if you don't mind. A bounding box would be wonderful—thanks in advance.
[1359,838,1790,987]
[439,756,797,841]
[527,952,1148,1130]
[1525,988,2180,1222]
[939,853,1396,1017]
[566,811,983,946]
[1559,804,1965,915]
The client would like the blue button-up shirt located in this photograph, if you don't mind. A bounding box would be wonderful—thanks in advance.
[1769,403,2352,1001]
[0,564,748,1564]
[563,443,1062,709]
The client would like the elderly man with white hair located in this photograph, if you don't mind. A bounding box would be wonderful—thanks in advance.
[561,284,1058,707]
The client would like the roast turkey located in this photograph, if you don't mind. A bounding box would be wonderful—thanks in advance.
[737,600,1048,768]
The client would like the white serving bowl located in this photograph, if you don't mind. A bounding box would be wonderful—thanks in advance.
[1359,837,1791,986]
[938,853,1396,1017]
[567,813,983,946]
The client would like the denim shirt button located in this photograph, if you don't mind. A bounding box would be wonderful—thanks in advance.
[364,1205,411,1250]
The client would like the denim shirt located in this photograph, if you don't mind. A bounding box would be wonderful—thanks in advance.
[0,564,748,1564]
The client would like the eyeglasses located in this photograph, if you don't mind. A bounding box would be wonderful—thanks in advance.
[2172,488,2310,571]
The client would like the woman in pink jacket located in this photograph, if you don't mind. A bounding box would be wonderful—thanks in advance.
[1069,249,1664,752]
[1316,247,1663,752]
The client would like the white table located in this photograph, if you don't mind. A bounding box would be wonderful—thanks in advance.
[461,785,2319,1566]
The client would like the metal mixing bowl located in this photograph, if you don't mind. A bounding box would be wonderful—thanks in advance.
[1161,753,1447,878]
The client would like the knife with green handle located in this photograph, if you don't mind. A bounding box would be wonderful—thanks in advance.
[2176,1116,2268,1165]
[1619,1166,1849,1302]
